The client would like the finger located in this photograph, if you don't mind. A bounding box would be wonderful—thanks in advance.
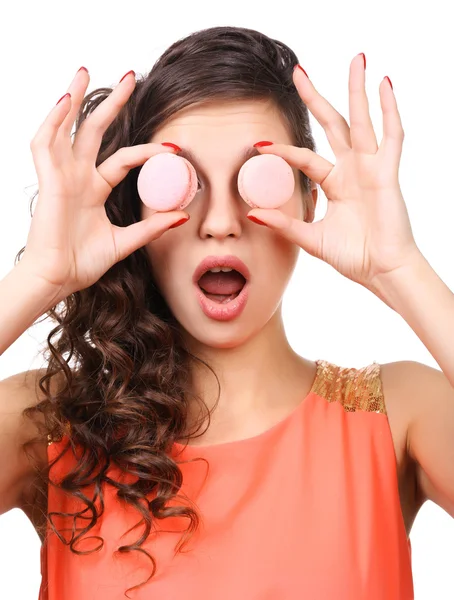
[112,211,190,262]
[348,54,378,154]
[72,70,136,162]
[293,65,352,155]
[54,67,91,146]
[247,208,323,258]
[253,143,334,186]
[30,92,73,175]
[378,77,404,171]
[96,143,178,189]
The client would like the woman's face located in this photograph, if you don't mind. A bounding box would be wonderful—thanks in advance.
[142,99,316,349]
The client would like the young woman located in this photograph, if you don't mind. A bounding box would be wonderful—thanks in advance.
[1,25,453,600]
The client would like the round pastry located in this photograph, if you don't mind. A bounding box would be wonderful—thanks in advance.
[238,154,295,209]
[137,152,198,211]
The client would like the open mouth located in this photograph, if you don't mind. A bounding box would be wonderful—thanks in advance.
[197,268,247,304]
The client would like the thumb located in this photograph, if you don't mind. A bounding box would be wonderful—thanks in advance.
[113,212,189,261]
[247,209,321,258]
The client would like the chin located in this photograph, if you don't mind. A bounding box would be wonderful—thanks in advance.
[178,316,254,350]
[164,286,281,348]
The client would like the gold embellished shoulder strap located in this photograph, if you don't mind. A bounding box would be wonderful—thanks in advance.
[312,359,386,415]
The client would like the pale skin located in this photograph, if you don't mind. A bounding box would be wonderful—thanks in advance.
[144,55,454,529]
[143,99,319,441]
[1,54,454,545]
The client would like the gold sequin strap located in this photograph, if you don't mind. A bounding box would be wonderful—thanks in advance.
[312,359,386,415]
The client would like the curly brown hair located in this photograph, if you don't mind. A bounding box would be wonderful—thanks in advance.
[18,25,317,597]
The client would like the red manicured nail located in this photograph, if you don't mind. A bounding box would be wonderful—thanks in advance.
[359,53,366,69]
[253,141,274,148]
[247,215,266,226]
[56,93,71,105]
[385,76,393,90]
[161,142,182,152]
[120,70,135,83]
[78,66,89,74]
[169,217,189,229]
[295,64,309,78]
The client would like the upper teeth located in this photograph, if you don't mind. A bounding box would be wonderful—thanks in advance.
[208,267,233,273]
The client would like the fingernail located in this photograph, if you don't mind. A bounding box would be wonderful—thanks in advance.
[78,66,89,74]
[161,142,182,152]
[169,217,189,229]
[359,53,366,69]
[247,215,266,226]
[294,64,309,78]
[385,76,393,90]
[120,70,135,83]
[253,141,274,148]
[56,93,71,105]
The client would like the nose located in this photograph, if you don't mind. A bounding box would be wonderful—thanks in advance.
[198,182,244,240]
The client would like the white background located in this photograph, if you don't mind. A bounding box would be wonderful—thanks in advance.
[0,0,453,598]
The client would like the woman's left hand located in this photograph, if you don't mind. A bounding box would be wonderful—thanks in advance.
[247,54,422,293]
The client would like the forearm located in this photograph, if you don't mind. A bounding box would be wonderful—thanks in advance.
[371,252,454,388]
[0,262,63,356]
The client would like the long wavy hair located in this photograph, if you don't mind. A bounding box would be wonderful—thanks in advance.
[18,25,317,597]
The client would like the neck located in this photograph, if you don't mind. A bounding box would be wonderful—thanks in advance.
[180,305,313,444]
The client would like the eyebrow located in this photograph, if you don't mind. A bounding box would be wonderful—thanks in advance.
[175,146,261,173]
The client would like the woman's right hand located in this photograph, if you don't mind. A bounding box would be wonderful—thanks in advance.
[20,67,189,301]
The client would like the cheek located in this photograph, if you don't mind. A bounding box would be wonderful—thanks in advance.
[145,237,172,289]
[146,234,190,301]
[261,228,299,290]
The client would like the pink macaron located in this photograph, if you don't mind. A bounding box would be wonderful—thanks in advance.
[238,154,295,209]
[137,152,198,211]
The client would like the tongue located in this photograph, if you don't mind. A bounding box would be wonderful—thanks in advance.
[198,270,245,295]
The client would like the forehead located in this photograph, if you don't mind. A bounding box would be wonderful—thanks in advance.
[151,99,293,143]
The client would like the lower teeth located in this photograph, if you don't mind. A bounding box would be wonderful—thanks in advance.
[205,291,241,304]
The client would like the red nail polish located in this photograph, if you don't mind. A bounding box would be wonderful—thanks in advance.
[247,215,266,226]
[253,141,274,148]
[169,217,189,229]
[120,70,135,83]
[78,66,89,74]
[161,142,182,152]
[359,53,366,69]
[385,76,393,90]
[295,64,309,78]
[56,93,71,105]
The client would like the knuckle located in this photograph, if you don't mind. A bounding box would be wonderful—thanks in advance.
[89,118,105,133]
[30,136,45,152]
[30,136,39,149]
[115,146,135,168]
[83,114,104,133]
[115,146,129,161]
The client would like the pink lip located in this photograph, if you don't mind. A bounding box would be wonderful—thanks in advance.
[192,255,250,285]
[192,255,250,322]
[194,281,250,322]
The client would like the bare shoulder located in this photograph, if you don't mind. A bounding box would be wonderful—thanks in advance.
[378,359,445,468]
[378,361,429,530]
[380,360,454,522]
[0,367,65,517]
[377,362,412,461]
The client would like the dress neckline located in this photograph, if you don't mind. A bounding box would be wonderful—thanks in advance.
[171,359,323,456]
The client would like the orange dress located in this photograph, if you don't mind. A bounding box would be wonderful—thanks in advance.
[39,360,414,599]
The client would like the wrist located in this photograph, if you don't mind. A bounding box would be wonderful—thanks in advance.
[14,259,65,307]
[369,251,431,311]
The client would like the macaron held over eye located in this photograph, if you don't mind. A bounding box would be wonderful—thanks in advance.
[137,153,197,212]
[237,154,295,209]
[137,152,295,211]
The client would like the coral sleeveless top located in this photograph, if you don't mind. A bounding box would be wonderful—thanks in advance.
[39,360,414,599]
